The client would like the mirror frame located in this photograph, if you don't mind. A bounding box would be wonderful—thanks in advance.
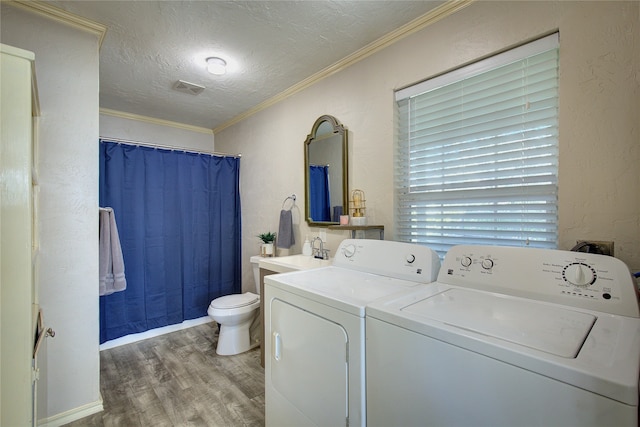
[304,115,348,226]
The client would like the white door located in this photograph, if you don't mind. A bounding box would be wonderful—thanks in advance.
[270,298,348,427]
[1,43,37,427]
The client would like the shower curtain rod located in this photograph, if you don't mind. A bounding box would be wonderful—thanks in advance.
[99,136,241,158]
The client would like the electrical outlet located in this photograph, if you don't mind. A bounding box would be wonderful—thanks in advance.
[575,240,614,256]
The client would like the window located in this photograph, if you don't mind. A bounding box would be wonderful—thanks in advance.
[395,34,559,258]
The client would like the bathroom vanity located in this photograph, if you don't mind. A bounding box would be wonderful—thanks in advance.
[258,255,331,366]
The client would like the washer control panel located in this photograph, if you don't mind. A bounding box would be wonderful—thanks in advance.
[440,245,639,317]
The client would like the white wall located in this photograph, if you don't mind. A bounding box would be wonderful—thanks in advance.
[215,1,640,294]
[100,112,214,152]
[1,4,102,425]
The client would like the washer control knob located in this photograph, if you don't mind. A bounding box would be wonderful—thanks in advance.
[563,263,596,287]
[406,254,416,264]
[481,259,494,270]
[342,244,357,258]
[461,256,472,268]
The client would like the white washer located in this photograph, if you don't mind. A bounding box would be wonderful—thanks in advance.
[366,245,640,427]
[264,239,441,427]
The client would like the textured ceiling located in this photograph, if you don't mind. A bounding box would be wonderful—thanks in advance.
[48,1,445,131]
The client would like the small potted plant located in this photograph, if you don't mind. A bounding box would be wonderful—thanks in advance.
[258,231,276,256]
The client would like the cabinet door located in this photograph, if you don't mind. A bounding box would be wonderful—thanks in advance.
[270,298,348,426]
[1,44,36,427]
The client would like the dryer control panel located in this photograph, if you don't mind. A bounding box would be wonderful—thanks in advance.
[439,245,640,317]
[333,239,441,284]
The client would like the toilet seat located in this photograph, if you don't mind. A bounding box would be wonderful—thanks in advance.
[210,292,259,310]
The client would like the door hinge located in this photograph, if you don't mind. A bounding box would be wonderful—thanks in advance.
[32,367,40,383]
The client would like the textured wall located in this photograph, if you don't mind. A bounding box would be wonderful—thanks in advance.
[99,113,215,152]
[216,1,640,294]
[1,4,102,423]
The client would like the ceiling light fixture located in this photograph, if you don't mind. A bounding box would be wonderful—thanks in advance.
[206,57,227,75]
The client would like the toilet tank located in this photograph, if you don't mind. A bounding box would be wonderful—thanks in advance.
[250,255,262,295]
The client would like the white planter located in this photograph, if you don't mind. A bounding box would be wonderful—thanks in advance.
[261,243,274,256]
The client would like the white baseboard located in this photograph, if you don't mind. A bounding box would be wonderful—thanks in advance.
[37,398,103,427]
[99,316,214,351]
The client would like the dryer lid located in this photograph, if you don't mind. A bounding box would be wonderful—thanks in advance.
[402,288,596,358]
[210,292,259,309]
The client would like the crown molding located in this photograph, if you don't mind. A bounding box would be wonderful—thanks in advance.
[213,0,474,134]
[7,0,107,48]
[100,108,213,135]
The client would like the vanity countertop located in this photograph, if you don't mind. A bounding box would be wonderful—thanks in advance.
[258,254,331,273]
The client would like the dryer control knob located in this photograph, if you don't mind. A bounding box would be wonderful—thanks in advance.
[461,256,472,268]
[406,254,416,264]
[342,244,357,258]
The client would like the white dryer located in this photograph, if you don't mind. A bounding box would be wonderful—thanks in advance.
[264,239,441,427]
[366,245,640,427]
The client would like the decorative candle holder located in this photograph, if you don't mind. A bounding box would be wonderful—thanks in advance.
[349,189,367,226]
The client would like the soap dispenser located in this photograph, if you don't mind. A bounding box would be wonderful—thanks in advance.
[302,236,312,256]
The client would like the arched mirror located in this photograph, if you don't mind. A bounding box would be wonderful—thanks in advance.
[304,115,348,226]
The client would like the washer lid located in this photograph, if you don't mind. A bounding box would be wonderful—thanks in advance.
[210,292,259,309]
[402,288,596,358]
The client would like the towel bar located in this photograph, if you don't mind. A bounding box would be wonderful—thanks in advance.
[281,194,296,210]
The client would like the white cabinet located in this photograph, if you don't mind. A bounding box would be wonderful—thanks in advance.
[1,43,39,427]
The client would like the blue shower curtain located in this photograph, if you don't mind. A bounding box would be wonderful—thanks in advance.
[99,140,241,344]
[309,165,331,221]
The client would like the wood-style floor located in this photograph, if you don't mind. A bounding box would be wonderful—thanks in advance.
[65,322,265,427]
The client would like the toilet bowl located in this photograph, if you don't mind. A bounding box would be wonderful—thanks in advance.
[207,255,262,356]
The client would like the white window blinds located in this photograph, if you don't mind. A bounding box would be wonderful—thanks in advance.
[395,33,559,258]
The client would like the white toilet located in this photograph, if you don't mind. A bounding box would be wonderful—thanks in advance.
[207,255,261,356]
